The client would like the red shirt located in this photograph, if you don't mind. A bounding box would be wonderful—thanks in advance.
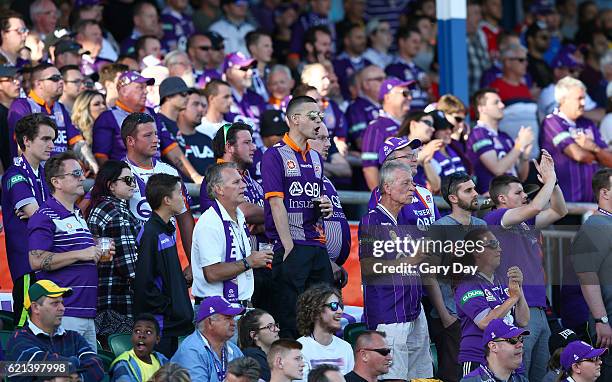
[490,78,533,103]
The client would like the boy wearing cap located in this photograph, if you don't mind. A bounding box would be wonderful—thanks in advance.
[361,77,414,190]
[460,319,529,382]
[171,296,245,382]
[7,280,104,382]
[557,341,607,382]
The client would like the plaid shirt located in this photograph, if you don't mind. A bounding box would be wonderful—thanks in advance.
[87,196,141,316]
[467,34,491,97]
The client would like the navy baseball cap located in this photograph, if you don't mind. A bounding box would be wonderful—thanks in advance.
[196,296,245,322]
[378,137,422,165]
[378,77,415,101]
[549,328,578,355]
[482,319,530,348]
[560,341,607,371]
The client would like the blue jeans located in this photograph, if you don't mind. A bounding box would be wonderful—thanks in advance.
[522,307,551,382]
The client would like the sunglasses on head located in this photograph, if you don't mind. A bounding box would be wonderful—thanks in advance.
[323,301,344,311]
[362,348,392,356]
[41,74,63,82]
[116,176,135,187]
[55,169,84,179]
[493,336,524,345]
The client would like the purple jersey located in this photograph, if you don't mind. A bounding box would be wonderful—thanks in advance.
[160,7,195,51]
[92,103,177,161]
[227,89,268,148]
[541,111,607,202]
[323,176,351,265]
[289,12,336,54]
[358,204,423,328]
[360,113,401,168]
[332,53,372,100]
[8,94,83,158]
[367,185,440,230]
[466,123,516,194]
[455,274,513,363]
[27,197,97,318]
[80,55,113,77]
[1,156,50,280]
[262,135,326,248]
[195,69,222,88]
[484,208,545,308]
[462,364,528,382]
[385,57,429,110]
[323,99,348,140]
[432,146,467,177]
[346,96,380,147]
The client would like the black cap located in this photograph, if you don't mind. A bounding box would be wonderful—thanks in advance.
[428,109,454,131]
[260,109,288,137]
[549,328,578,355]
[0,65,19,77]
[54,39,89,56]
[159,77,189,101]
[203,31,224,50]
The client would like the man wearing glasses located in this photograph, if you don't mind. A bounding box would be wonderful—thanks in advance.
[346,65,385,151]
[461,319,530,382]
[262,96,334,339]
[0,11,28,67]
[345,331,393,382]
[27,152,106,352]
[484,151,567,382]
[59,65,87,112]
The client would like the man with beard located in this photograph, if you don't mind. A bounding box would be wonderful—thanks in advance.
[332,23,371,100]
[461,319,530,382]
[301,26,334,68]
[296,284,354,382]
[164,50,196,88]
[171,296,245,381]
[484,151,567,382]
[426,172,486,382]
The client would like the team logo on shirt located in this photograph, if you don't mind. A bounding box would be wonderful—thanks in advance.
[6,174,27,189]
[314,164,322,177]
[460,289,484,305]
[484,289,496,302]
[286,160,299,176]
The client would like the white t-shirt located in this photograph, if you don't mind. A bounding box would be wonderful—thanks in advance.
[600,113,612,146]
[297,335,355,382]
[196,118,228,140]
[191,201,254,300]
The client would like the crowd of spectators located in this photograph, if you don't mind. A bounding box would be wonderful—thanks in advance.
[0,0,611,381]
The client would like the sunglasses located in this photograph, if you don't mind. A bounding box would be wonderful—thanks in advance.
[397,89,411,98]
[482,239,501,250]
[257,323,280,332]
[493,336,524,345]
[293,111,324,122]
[454,116,464,123]
[362,348,392,356]
[323,302,344,311]
[391,153,418,162]
[116,176,135,187]
[198,46,213,51]
[41,74,63,82]
[55,169,84,179]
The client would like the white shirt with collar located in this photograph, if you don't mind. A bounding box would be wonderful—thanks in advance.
[208,18,255,55]
[191,200,253,300]
[28,320,66,337]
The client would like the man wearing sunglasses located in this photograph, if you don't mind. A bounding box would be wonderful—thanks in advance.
[346,65,385,151]
[27,152,108,352]
[345,331,393,382]
[485,151,567,382]
[188,33,222,85]
[59,65,87,113]
[461,319,530,382]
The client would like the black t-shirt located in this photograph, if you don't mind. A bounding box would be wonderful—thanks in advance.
[175,130,215,181]
[527,54,554,88]
[344,371,369,382]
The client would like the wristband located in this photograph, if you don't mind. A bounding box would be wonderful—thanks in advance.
[242,258,251,270]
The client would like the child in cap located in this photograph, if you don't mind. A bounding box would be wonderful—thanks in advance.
[110,313,168,382]
[542,328,578,382]
[557,340,607,382]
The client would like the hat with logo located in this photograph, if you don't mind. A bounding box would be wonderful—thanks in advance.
[482,319,530,348]
[24,280,73,309]
[196,296,246,322]
[159,76,189,101]
[378,77,415,101]
[261,109,289,137]
[560,341,608,371]
[222,52,255,73]
[117,71,155,88]
[54,39,90,56]
[428,109,454,131]
[549,328,579,355]
[378,137,422,165]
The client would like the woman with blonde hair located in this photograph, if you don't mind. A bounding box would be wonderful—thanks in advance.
[71,90,107,175]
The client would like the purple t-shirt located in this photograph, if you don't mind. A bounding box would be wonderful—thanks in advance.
[324,99,348,140]
[1,156,50,280]
[160,7,195,51]
[346,96,380,148]
[361,113,400,168]
[92,105,177,161]
[358,204,423,328]
[541,112,607,202]
[323,176,351,265]
[262,135,326,248]
[27,197,97,318]
[332,53,372,100]
[432,146,467,177]
[466,123,516,194]
[226,89,268,148]
[8,97,83,159]
[484,208,546,308]
[367,185,440,230]
[455,273,513,363]
[195,69,222,88]
[384,57,429,110]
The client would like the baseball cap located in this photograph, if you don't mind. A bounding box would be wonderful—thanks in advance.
[481,319,530,348]
[117,71,155,88]
[24,280,73,309]
[428,109,454,131]
[196,296,245,322]
[560,341,608,371]
[378,137,422,165]
[551,48,581,69]
[549,328,578,355]
[0,65,19,77]
[260,109,289,137]
[222,52,255,73]
[203,31,224,50]
[54,39,89,56]
[378,77,415,101]
[159,77,189,100]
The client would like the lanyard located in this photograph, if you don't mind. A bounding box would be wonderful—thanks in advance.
[200,332,228,381]
[597,207,612,217]
[478,364,519,382]
[21,156,47,203]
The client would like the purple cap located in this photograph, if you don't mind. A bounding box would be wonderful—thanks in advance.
[378,77,415,101]
[117,71,155,88]
[482,319,530,348]
[74,0,102,8]
[551,49,581,69]
[561,341,607,371]
[222,52,255,73]
[378,137,422,165]
[196,296,245,322]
